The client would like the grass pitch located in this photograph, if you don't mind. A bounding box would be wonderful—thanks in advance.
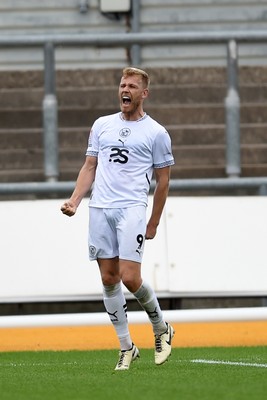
[1,346,267,400]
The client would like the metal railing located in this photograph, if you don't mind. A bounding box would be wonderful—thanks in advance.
[1,30,267,196]
[0,177,267,196]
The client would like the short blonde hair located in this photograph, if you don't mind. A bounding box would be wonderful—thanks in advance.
[122,67,150,89]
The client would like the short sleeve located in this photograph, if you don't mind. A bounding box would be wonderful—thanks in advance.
[86,122,99,157]
[153,129,175,168]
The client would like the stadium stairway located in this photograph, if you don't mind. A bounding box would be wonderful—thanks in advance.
[0,67,267,188]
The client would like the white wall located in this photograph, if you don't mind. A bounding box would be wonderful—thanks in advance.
[0,196,266,302]
[166,197,267,295]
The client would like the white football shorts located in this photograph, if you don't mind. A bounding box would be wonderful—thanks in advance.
[88,206,147,263]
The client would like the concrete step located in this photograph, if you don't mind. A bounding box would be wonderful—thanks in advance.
[1,103,267,129]
[0,169,44,183]
[1,162,267,184]
[0,148,84,170]
[0,128,88,150]
[1,144,267,174]
[1,66,266,89]
[19,165,267,182]
[1,123,267,151]
[168,124,267,146]
[173,144,267,165]
[0,149,44,170]
[151,103,267,125]
[1,84,267,109]
[171,163,267,179]
[0,67,228,89]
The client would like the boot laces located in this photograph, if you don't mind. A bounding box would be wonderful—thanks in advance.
[155,336,162,352]
[117,351,126,367]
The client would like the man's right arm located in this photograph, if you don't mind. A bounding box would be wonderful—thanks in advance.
[60,155,97,217]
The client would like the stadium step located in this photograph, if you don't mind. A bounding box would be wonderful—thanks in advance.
[1,103,267,129]
[1,67,267,186]
[1,84,267,109]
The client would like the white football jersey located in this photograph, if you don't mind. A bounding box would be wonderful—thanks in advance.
[86,112,174,208]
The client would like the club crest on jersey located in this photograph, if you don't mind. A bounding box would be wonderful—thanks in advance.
[119,128,131,138]
[89,245,97,257]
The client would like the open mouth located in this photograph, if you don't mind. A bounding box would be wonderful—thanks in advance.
[122,95,131,105]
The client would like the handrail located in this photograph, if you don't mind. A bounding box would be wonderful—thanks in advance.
[1,30,267,46]
[0,177,267,196]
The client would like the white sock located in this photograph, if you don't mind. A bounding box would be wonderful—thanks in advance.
[103,282,132,351]
[133,281,167,336]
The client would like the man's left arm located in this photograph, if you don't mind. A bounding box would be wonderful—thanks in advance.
[146,166,171,240]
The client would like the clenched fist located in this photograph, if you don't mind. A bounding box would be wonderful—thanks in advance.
[60,201,77,217]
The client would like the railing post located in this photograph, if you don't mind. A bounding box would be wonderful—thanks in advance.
[225,39,241,177]
[42,42,59,182]
[130,0,141,65]
[258,184,267,196]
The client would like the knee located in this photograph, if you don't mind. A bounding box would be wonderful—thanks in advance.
[121,275,141,293]
[121,276,132,291]
[100,271,120,286]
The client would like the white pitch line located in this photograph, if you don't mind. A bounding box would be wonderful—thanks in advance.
[191,359,267,368]
[0,361,82,367]
[2,359,267,369]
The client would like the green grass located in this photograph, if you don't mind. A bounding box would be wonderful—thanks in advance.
[1,347,267,400]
